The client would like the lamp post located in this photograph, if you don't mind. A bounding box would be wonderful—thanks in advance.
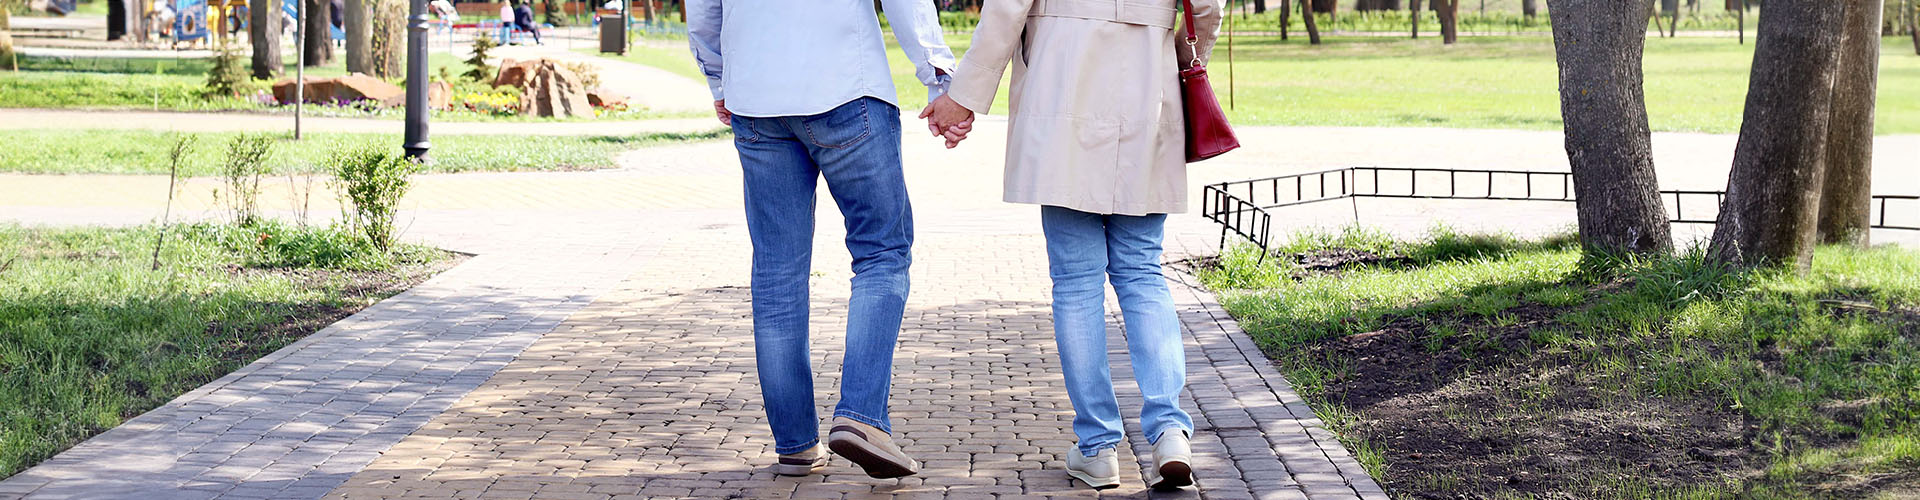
[402,0,430,160]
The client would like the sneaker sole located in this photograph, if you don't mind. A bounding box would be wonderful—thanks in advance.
[828,428,918,479]
[1151,460,1194,491]
[1066,468,1121,490]
[771,457,825,477]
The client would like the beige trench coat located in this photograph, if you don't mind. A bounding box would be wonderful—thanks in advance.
[949,0,1222,216]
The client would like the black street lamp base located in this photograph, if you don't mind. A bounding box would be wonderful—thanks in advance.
[404,144,430,161]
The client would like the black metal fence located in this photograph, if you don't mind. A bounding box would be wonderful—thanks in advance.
[1203,167,1919,253]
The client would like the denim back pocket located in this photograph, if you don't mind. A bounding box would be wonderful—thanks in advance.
[800,99,873,149]
[731,116,765,143]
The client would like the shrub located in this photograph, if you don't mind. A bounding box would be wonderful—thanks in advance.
[543,0,566,27]
[1,3,14,71]
[452,89,523,116]
[203,47,252,97]
[559,60,601,89]
[327,147,420,251]
[215,133,276,226]
[463,35,498,83]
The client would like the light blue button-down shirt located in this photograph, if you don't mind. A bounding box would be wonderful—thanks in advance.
[686,0,956,118]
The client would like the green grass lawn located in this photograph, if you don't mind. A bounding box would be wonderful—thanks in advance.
[606,34,1920,134]
[1199,229,1920,498]
[0,128,729,175]
[0,223,455,478]
[3,52,706,120]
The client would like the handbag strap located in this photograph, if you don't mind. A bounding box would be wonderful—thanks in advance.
[1179,0,1198,41]
[1178,0,1200,67]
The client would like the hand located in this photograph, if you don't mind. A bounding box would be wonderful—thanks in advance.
[940,118,973,149]
[713,99,732,126]
[918,94,975,148]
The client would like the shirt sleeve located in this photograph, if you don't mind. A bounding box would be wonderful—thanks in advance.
[878,0,957,104]
[686,0,725,101]
[947,0,1037,114]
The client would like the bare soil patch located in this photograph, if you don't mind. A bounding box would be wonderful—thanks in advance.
[1314,301,1759,498]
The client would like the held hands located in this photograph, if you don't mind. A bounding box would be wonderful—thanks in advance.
[918,94,975,149]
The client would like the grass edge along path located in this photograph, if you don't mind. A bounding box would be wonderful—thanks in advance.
[0,128,730,176]
[598,35,1920,135]
[0,223,459,479]
[1196,228,1920,498]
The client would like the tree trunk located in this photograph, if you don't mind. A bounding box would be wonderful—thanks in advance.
[368,0,405,77]
[1311,0,1337,23]
[1358,0,1400,11]
[1911,0,1920,55]
[1436,0,1459,43]
[1816,0,1881,246]
[1301,0,1321,43]
[641,0,653,22]
[1411,0,1421,38]
[1708,0,1848,270]
[1523,0,1538,19]
[304,0,334,66]
[1254,0,1266,14]
[1,7,13,71]
[249,0,283,79]
[1279,0,1290,40]
[1546,0,1673,257]
[345,0,370,74]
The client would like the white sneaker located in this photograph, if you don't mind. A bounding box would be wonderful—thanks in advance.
[1065,446,1121,490]
[771,444,826,477]
[827,417,921,478]
[1147,430,1194,491]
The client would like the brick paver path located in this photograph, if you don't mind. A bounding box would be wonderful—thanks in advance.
[4,118,1916,500]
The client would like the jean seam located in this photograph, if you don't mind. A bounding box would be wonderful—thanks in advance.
[803,99,873,150]
[1144,424,1194,445]
[1077,439,1120,457]
[775,437,820,455]
[833,409,890,434]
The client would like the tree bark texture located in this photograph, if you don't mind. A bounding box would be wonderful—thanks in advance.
[1357,0,1400,11]
[1911,0,1920,55]
[368,0,405,78]
[1411,0,1420,38]
[249,0,282,79]
[1302,0,1322,44]
[1280,0,1290,40]
[345,0,370,74]
[304,0,334,66]
[1546,0,1673,257]
[1708,0,1848,270]
[1816,0,1881,246]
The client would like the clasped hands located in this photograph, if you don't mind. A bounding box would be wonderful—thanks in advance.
[919,94,975,149]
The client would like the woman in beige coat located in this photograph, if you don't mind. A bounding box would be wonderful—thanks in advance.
[922,0,1222,491]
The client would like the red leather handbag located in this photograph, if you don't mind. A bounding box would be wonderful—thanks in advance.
[1178,0,1240,162]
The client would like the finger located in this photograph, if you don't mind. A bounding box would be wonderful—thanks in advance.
[918,105,935,119]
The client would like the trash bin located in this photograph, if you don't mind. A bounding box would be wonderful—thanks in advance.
[599,15,625,54]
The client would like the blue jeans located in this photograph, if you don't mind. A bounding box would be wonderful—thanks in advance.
[1040,205,1194,457]
[731,97,913,455]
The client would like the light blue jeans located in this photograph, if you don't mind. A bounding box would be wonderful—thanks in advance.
[1040,205,1194,457]
[731,97,913,455]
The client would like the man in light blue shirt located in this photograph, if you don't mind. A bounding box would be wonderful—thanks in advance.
[685,0,955,480]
